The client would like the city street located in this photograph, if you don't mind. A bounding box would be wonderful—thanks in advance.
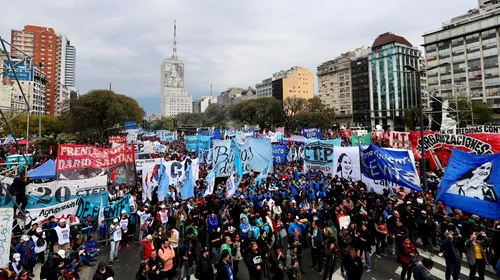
[34,242,496,280]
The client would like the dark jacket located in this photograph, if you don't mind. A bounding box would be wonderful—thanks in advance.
[93,266,115,280]
[215,261,232,280]
[323,244,338,268]
[246,249,263,275]
[310,227,324,250]
[440,237,461,265]
[357,229,372,252]
[413,262,433,280]
[344,255,363,280]
[199,255,214,280]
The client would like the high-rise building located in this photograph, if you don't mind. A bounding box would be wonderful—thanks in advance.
[1,56,46,113]
[60,35,76,87]
[217,87,246,105]
[256,78,272,98]
[193,95,217,113]
[422,0,500,111]
[160,21,192,117]
[317,52,355,124]
[369,32,421,130]
[11,25,61,115]
[351,49,371,126]
[271,66,314,101]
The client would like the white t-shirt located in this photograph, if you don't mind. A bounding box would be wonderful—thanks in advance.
[170,229,179,248]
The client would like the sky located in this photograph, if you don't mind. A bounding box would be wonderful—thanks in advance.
[0,0,476,114]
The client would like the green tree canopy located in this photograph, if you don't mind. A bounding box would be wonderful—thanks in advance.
[448,97,493,126]
[403,106,420,131]
[64,90,145,138]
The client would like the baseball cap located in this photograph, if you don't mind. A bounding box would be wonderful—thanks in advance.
[421,210,426,214]
[59,218,66,223]
[202,247,209,253]
[36,227,43,233]
[57,249,66,258]
[113,218,119,223]
[406,201,412,205]
[121,210,127,214]
[21,235,29,242]
[160,205,166,209]
[13,253,20,262]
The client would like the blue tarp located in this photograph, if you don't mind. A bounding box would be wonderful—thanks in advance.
[27,159,56,179]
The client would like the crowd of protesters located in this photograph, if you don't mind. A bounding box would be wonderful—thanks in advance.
[1,134,500,280]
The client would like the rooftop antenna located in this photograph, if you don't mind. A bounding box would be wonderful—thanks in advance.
[172,20,177,59]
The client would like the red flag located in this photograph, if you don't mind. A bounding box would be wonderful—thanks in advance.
[48,145,53,155]
[110,168,115,182]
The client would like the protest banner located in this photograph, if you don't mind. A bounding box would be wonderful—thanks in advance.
[360,144,421,191]
[436,149,500,220]
[26,198,80,225]
[76,194,130,220]
[0,208,14,267]
[26,175,108,208]
[389,131,410,149]
[108,136,126,145]
[185,135,211,152]
[156,130,177,142]
[212,138,272,177]
[57,144,135,171]
[272,145,287,164]
[338,215,351,230]
[409,132,500,170]
[0,176,14,208]
[441,125,500,135]
[333,147,361,182]
[136,158,199,201]
[300,128,321,139]
[126,129,139,144]
[303,139,340,175]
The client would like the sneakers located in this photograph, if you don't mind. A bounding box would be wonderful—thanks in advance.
[126,244,130,248]
[118,245,122,251]
[376,254,382,259]
[366,268,371,273]
[114,257,120,262]
[318,269,324,274]
[381,252,387,257]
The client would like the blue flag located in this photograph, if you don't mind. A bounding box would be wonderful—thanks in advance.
[180,165,195,200]
[197,148,205,164]
[157,160,169,200]
[360,144,421,191]
[437,149,500,220]
[232,138,243,188]
[254,159,273,185]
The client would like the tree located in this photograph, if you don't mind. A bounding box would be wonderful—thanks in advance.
[203,103,229,127]
[283,97,307,118]
[403,106,420,131]
[151,118,175,130]
[448,97,493,126]
[64,90,145,138]
[34,133,76,156]
[228,98,285,129]
[1,114,66,138]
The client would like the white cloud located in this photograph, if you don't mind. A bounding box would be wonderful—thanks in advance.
[0,0,476,113]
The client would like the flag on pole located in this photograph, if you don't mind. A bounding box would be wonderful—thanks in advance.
[180,165,194,200]
[226,173,236,197]
[204,169,216,196]
[157,160,169,201]
[98,196,105,225]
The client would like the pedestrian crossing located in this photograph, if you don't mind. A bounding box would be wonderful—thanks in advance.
[395,250,495,280]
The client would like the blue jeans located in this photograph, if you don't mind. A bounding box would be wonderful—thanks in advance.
[211,248,220,265]
[363,250,371,269]
[445,262,460,280]
[109,240,119,262]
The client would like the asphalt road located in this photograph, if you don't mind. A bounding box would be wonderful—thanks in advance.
[44,241,496,280]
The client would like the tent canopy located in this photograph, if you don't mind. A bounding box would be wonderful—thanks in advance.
[27,159,56,179]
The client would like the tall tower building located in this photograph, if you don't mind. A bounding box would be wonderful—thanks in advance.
[160,21,192,117]
[60,35,76,87]
[11,25,61,115]
[369,32,420,130]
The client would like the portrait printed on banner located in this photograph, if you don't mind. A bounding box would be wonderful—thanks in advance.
[447,162,498,203]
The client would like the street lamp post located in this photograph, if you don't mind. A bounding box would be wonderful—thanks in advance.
[404,65,427,191]
[100,125,126,144]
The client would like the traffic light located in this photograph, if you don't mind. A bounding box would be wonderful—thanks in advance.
[173,119,178,128]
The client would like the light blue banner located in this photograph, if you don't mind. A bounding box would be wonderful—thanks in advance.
[156,130,177,142]
[437,149,500,220]
[360,144,421,191]
[212,138,273,177]
[185,135,211,153]
[272,145,287,164]
[76,194,130,220]
[303,139,338,175]
[180,165,194,200]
